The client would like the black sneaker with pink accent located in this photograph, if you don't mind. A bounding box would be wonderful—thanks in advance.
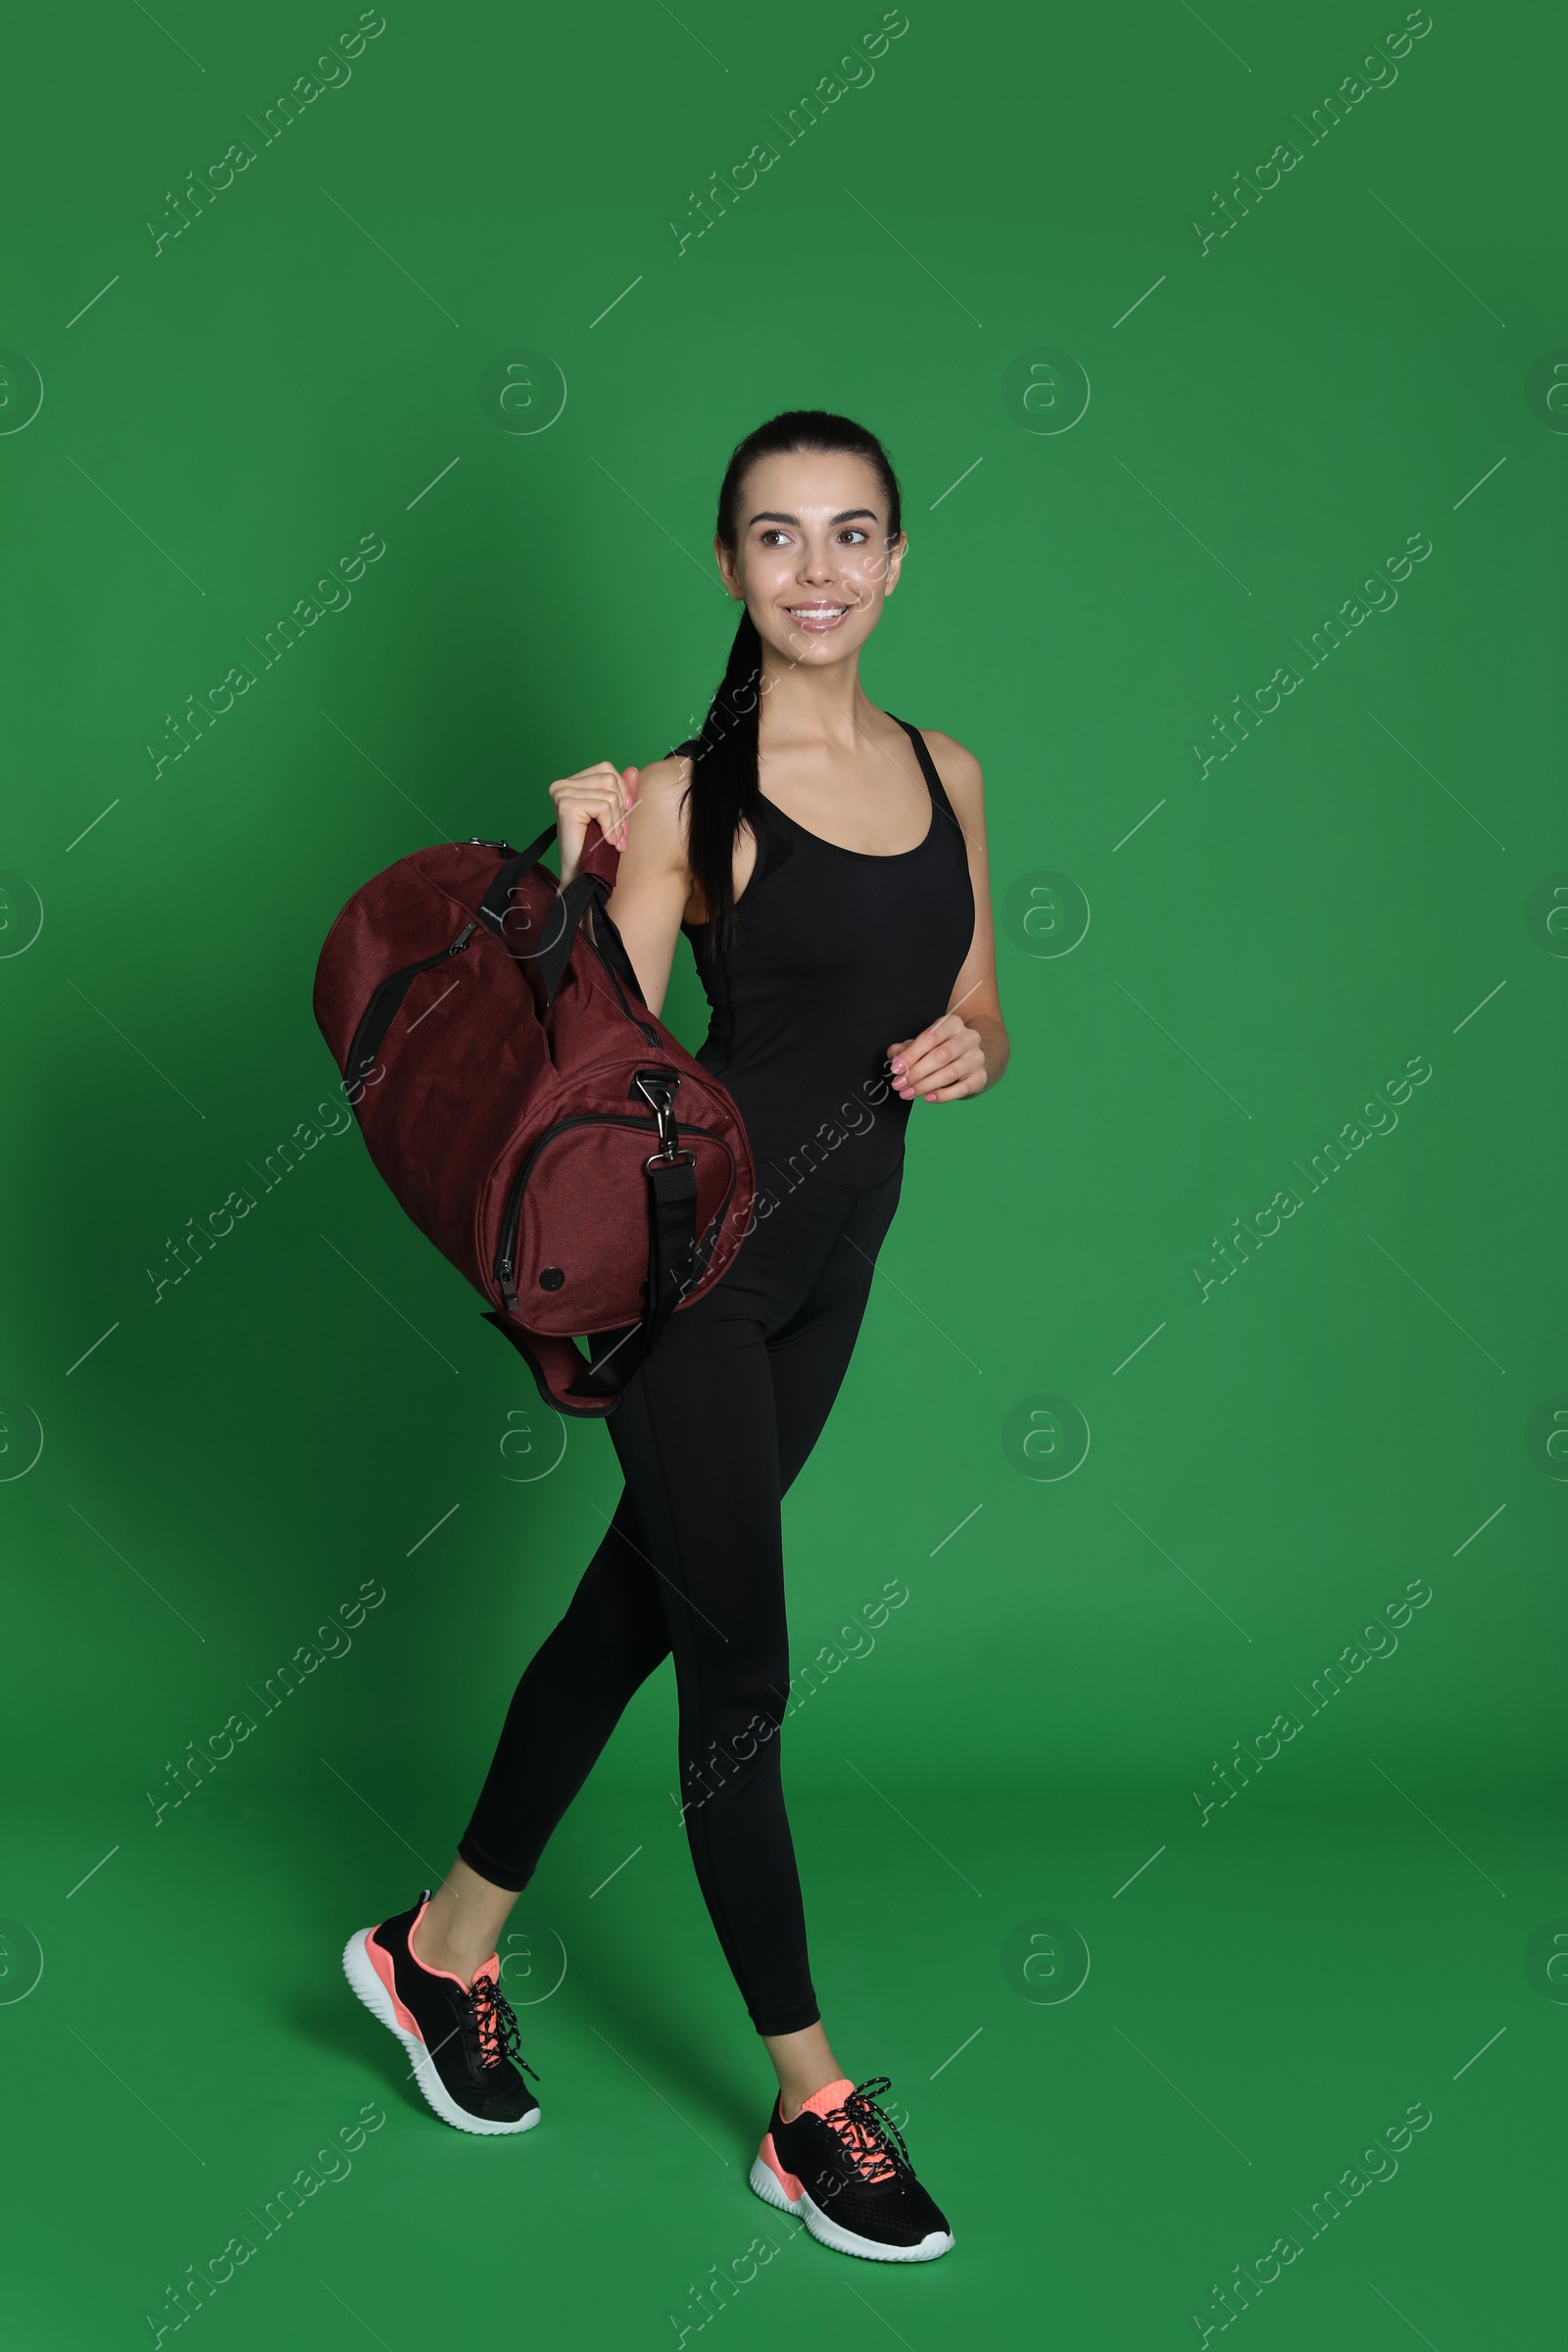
[750,2076,953,2261]
[343,1890,539,2135]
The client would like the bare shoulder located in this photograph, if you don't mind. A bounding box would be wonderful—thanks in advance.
[623,753,694,873]
[634,752,694,810]
[912,727,985,820]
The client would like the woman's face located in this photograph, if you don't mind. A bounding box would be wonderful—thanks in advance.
[715,448,905,671]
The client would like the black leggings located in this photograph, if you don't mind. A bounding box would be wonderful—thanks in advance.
[458,1161,904,2036]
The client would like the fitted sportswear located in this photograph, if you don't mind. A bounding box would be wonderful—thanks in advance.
[680,715,975,1197]
[458,717,976,2034]
[461,1163,905,2031]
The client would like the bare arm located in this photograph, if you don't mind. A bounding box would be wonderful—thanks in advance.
[886,730,1010,1103]
[548,754,694,1018]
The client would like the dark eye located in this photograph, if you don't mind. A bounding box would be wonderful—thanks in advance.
[840,528,869,545]
[759,528,790,547]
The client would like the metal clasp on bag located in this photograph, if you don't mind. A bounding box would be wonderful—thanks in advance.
[633,1070,694,1169]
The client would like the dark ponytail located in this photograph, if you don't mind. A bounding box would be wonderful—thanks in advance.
[677,409,903,956]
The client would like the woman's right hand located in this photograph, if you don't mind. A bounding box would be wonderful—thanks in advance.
[549,761,639,881]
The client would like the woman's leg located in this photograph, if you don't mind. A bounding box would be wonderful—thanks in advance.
[415,1487,670,1977]
[416,1163,904,2003]
[751,1168,905,2112]
[768,1163,903,1500]
[604,1285,811,2031]
[606,1168,906,2055]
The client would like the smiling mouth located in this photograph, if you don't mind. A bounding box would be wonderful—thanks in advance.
[785,603,853,632]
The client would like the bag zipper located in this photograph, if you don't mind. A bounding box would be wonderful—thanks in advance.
[344,920,476,1097]
[589,934,662,1050]
[494,1113,735,1311]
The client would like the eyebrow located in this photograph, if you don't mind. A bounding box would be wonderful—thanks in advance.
[746,509,880,528]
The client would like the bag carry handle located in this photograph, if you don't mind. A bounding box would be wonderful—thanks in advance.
[477,820,620,1012]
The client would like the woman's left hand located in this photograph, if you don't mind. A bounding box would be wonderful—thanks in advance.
[886,1012,988,1103]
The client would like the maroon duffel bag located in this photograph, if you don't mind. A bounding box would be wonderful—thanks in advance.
[313,820,754,1415]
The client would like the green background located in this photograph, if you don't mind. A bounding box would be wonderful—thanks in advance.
[2,0,1562,2343]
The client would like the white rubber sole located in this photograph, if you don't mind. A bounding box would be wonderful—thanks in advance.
[749,2153,954,2263]
[342,1929,540,2137]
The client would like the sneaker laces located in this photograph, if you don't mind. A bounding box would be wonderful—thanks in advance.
[466,1973,538,2081]
[818,2077,910,2188]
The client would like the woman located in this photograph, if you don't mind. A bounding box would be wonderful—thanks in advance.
[345,410,1008,2264]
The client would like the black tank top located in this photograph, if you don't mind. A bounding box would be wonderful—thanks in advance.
[678,716,976,1199]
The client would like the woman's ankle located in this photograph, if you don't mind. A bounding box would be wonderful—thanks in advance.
[763,2022,846,2123]
[776,2069,848,2124]
[410,1859,518,1984]
[410,1909,479,1983]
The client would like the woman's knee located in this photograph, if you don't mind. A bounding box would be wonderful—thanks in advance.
[683,1676,789,1762]
[555,1590,669,1683]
